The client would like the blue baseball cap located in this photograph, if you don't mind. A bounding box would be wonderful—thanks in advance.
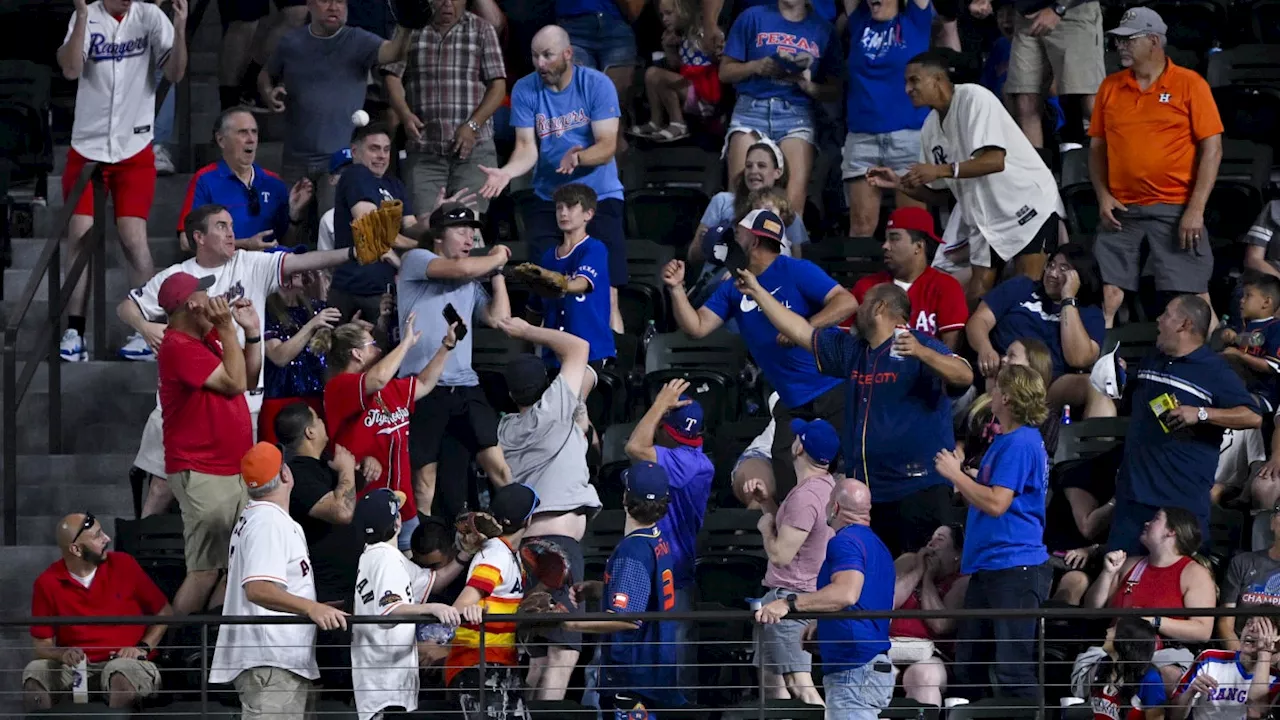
[662,398,704,448]
[623,461,670,501]
[700,222,734,265]
[790,418,840,466]
[354,488,405,540]
[329,148,354,174]
[739,209,786,246]
[263,244,309,254]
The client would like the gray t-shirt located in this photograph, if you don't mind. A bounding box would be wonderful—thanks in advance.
[1243,201,1280,274]
[1222,549,1280,634]
[397,249,490,386]
[497,375,600,515]
[267,25,383,166]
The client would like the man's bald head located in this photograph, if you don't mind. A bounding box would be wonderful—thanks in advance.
[531,25,574,88]
[829,478,872,530]
[531,25,570,53]
[56,513,89,552]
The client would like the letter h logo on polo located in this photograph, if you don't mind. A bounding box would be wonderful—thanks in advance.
[88,32,150,63]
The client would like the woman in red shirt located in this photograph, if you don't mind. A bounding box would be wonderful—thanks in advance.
[320,313,456,550]
[889,524,970,706]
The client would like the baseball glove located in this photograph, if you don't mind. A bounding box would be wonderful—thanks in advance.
[512,263,571,298]
[388,0,433,29]
[350,199,403,265]
[520,538,573,591]
[455,511,503,555]
[516,591,569,644]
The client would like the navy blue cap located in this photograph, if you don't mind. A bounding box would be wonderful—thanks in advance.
[623,461,670,501]
[700,222,734,266]
[354,488,405,540]
[489,483,540,531]
[790,418,840,465]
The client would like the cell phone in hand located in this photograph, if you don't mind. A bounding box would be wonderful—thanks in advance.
[443,303,468,342]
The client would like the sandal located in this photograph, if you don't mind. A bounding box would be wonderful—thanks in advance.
[652,122,689,143]
[627,121,662,138]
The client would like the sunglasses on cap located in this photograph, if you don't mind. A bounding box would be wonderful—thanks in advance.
[243,183,261,216]
[71,512,96,544]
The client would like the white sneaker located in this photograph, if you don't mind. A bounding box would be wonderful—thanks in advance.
[154,145,175,176]
[119,332,156,361]
[59,329,86,362]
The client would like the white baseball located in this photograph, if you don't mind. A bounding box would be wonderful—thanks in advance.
[351,109,370,127]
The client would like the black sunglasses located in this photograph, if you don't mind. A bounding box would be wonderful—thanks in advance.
[243,183,261,216]
[71,512,96,544]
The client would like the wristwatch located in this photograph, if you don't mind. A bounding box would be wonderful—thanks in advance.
[1053,3,1067,16]
[466,120,481,133]
[1061,296,1079,308]
[1152,616,1163,631]
[1197,407,1209,422]
[786,593,799,614]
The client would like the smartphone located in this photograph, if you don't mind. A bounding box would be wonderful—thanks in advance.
[443,303,468,342]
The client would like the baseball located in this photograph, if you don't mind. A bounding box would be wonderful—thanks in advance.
[351,109,370,127]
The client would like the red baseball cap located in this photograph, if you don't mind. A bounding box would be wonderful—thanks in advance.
[886,207,940,244]
[158,272,215,314]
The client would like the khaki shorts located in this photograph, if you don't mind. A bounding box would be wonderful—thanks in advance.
[168,470,247,572]
[1005,2,1105,96]
[233,666,314,720]
[23,658,161,697]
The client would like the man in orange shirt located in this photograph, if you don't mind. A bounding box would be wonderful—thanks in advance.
[1088,8,1223,327]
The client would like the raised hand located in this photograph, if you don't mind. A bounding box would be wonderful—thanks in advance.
[477,165,512,199]
[1102,549,1127,575]
[661,259,686,288]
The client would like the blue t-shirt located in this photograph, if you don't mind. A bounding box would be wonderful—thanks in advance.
[723,4,841,108]
[816,524,893,672]
[601,527,685,708]
[845,1,933,134]
[509,67,625,202]
[984,275,1107,377]
[1119,346,1259,518]
[556,0,620,18]
[703,255,843,409]
[654,446,714,590]
[184,161,291,242]
[812,327,956,502]
[962,425,1049,574]
[1229,317,1280,413]
[528,237,616,364]
[331,164,414,296]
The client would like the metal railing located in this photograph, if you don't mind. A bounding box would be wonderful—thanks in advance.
[1,605,1274,718]
[0,0,214,546]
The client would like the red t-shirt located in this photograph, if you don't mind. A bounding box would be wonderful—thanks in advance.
[30,552,169,662]
[158,328,253,475]
[842,268,969,337]
[324,372,418,519]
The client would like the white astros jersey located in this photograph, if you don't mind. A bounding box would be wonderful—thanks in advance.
[352,542,436,720]
[65,1,174,163]
[1176,649,1280,720]
[920,83,1065,265]
[210,501,319,685]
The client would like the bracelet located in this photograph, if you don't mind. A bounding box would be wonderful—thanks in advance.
[244,336,261,344]
[952,162,960,178]
[444,342,456,351]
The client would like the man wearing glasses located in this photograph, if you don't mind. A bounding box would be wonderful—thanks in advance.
[176,108,315,257]
[24,513,173,712]
[1089,7,1224,328]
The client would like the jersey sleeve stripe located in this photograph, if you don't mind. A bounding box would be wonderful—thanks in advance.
[241,574,286,585]
[936,322,966,332]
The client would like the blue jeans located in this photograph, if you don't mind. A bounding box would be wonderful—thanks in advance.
[954,562,1052,700]
[560,12,637,70]
[727,96,816,147]
[154,69,175,145]
[822,655,894,720]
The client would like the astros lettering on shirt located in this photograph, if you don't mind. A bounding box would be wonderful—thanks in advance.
[704,255,843,410]
[601,526,685,709]
[842,269,969,339]
[528,236,616,364]
[723,4,840,108]
[323,372,419,520]
[1226,316,1280,413]
[812,326,960,503]
[510,66,624,202]
[67,1,174,162]
[445,536,523,686]
[1176,649,1280,720]
[178,161,291,242]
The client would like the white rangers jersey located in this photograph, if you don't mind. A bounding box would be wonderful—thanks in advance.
[1175,649,1280,720]
[64,0,174,163]
[210,501,319,684]
[352,542,436,720]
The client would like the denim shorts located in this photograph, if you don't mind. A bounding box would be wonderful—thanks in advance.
[755,587,813,675]
[726,96,816,149]
[841,129,922,180]
[561,12,637,70]
[823,656,894,720]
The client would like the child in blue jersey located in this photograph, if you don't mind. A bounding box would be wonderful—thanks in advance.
[1220,272,1280,413]
[527,183,617,373]
[565,461,686,718]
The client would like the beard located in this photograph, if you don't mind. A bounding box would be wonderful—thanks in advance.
[81,547,108,566]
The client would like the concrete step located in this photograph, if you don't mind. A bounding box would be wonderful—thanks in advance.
[4,266,134,304]
[0,362,156,454]
[0,299,143,360]
[35,174,194,239]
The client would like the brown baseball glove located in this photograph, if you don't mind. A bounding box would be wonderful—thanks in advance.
[520,538,573,591]
[455,511,504,555]
[512,262,571,298]
[350,199,403,265]
[516,590,569,644]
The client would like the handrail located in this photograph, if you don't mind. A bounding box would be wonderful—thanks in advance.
[0,0,214,546]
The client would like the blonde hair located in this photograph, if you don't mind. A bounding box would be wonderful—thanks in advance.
[1009,337,1054,390]
[995,364,1049,427]
[312,323,370,377]
[746,186,796,227]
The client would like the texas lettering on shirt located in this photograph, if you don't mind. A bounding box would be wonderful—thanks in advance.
[535,109,590,139]
[753,31,823,57]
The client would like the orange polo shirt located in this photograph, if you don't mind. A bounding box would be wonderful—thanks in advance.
[1089,60,1224,207]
